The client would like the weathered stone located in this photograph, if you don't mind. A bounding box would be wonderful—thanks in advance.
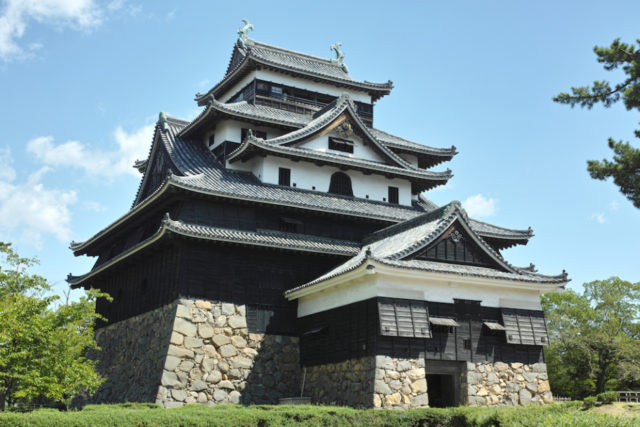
[170,331,184,345]
[373,394,382,408]
[171,389,187,401]
[490,385,502,395]
[197,392,208,403]
[219,344,237,358]
[487,395,500,405]
[506,382,521,392]
[407,368,425,381]
[410,379,427,393]
[477,387,489,397]
[189,367,203,380]
[494,362,509,371]
[218,380,234,389]
[174,318,197,337]
[231,335,247,348]
[228,315,247,329]
[221,303,235,315]
[389,379,402,390]
[511,363,523,369]
[532,363,547,373]
[376,355,394,370]
[468,396,485,406]
[195,300,212,310]
[176,304,191,319]
[212,334,230,347]
[206,370,222,384]
[215,316,227,327]
[190,379,207,391]
[178,360,195,372]
[542,391,553,403]
[411,393,429,407]
[467,371,483,385]
[397,360,412,372]
[168,345,194,358]
[185,396,197,404]
[384,392,402,406]
[198,323,214,338]
[526,382,538,393]
[487,372,499,384]
[227,390,241,404]
[213,389,228,401]
[161,371,181,387]
[374,380,392,395]
[232,356,253,369]
[164,356,181,371]
[184,337,203,348]
[242,348,258,357]
[519,388,532,405]
[538,380,551,393]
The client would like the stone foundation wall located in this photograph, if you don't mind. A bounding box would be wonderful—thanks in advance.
[374,356,429,409]
[87,302,177,404]
[304,357,375,407]
[465,362,552,406]
[156,298,301,407]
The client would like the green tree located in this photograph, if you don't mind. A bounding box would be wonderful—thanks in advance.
[553,38,640,208]
[541,277,640,399]
[0,243,108,411]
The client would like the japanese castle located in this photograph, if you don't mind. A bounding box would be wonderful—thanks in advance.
[68,21,568,408]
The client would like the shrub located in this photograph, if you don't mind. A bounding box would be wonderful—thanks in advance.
[597,391,619,404]
[583,396,598,409]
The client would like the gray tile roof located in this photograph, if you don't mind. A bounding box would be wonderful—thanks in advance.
[287,202,568,294]
[70,116,532,253]
[196,39,393,106]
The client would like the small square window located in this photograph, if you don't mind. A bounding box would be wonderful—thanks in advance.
[388,186,399,204]
[328,137,354,154]
[278,168,291,186]
[463,339,471,350]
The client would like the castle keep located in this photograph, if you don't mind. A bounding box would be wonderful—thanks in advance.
[68,22,567,408]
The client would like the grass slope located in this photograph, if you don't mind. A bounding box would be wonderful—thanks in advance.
[1,402,639,426]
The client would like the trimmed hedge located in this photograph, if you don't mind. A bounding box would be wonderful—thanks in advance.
[0,402,637,427]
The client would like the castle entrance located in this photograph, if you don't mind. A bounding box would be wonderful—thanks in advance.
[425,360,464,407]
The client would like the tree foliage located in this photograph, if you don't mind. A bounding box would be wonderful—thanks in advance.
[0,243,109,411]
[541,277,640,399]
[553,38,640,208]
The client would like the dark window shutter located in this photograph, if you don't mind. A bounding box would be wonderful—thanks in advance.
[329,172,353,196]
[388,186,399,204]
[278,168,291,186]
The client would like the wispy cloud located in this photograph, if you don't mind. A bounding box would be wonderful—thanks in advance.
[0,0,102,61]
[27,123,154,179]
[462,193,497,218]
[591,213,606,224]
[609,200,619,211]
[0,149,77,248]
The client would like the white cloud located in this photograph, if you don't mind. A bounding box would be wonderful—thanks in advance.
[0,149,77,248]
[0,0,101,61]
[80,200,106,212]
[591,213,606,224]
[609,200,619,211]
[462,194,497,218]
[27,123,154,179]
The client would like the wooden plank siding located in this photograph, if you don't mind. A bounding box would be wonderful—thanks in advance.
[298,297,546,367]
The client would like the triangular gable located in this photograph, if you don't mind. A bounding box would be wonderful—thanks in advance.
[271,96,416,171]
[132,124,177,207]
[226,44,247,75]
[409,221,507,271]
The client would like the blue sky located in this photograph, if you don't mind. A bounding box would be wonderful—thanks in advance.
[0,0,638,299]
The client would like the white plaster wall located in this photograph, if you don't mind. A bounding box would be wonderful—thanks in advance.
[301,131,384,163]
[296,271,546,317]
[206,119,285,150]
[219,69,372,104]
[258,156,412,205]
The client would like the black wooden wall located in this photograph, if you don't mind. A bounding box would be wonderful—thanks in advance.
[298,298,545,367]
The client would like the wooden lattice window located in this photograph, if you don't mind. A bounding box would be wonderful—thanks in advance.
[328,172,353,196]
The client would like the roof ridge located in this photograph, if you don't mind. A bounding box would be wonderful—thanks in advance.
[249,39,342,67]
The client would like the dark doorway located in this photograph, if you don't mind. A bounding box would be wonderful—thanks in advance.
[427,374,456,407]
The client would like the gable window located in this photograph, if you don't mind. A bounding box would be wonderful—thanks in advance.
[388,186,399,204]
[329,172,353,196]
[241,128,267,141]
[328,137,354,154]
[278,167,291,186]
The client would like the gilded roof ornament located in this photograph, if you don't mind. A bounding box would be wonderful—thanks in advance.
[237,19,254,49]
[330,42,349,73]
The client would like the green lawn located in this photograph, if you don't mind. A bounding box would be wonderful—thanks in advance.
[1,402,638,426]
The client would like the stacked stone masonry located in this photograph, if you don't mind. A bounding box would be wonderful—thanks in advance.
[157,299,301,407]
[465,362,553,406]
[374,356,429,409]
[304,357,375,407]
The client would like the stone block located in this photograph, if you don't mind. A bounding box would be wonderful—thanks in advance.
[494,362,509,371]
[232,356,253,369]
[164,401,184,408]
[397,360,412,372]
[511,363,523,369]
[228,390,241,404]
[526,382,538,393]
[505,382,521,393]
[197,392,208,403]
[164,356,181,371]
[189,367,203,380]
[218,380,234,389]
[174,318,197,337]
[467,372,483,385]
[532,363,547,373]
[538,380,550,393]
[206,370,222,384]
[171,389,187,401]
[215,316,227,327]
[468,396,485,406]
[213,389,228,402]
[190,379,207,391]
[384,392,402,406]
[198,324,214,338]
[542,391,553,403]
[221,303,235,315]
[373,394,382,408]
[161,371,181,387]
[411,379,427,393]
[487,372,499,384]
[375,355,394,370]
[476,387,489,397]
[220,344,237,358]
[411,393,429,407]
[195,300,212,310]
[231,336,247,348]
[374,380,392,395]
[519,388,532,405]
[212,334,230,347]
[228,315,247,329]
[176,304,191,319]
[178,360,195,372]
[170,332,184,345]
[389,379,402,390]
[168,345,194,358]
[407,368,425,381]
[490,385,502,395]
[184,337,203,348]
